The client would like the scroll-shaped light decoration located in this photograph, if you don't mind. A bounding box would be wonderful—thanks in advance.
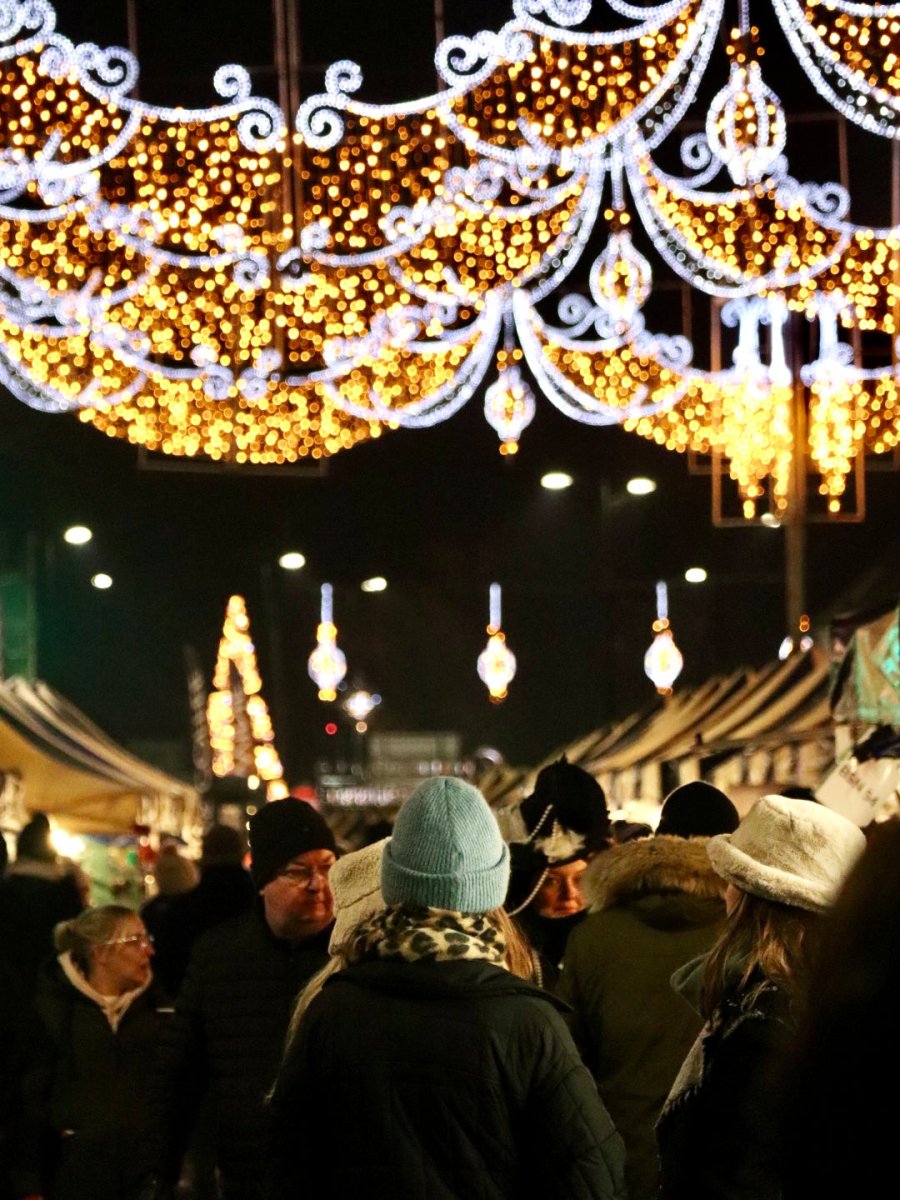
[307,583,347,701]
[644,580,683,694]
[477,583,517,703]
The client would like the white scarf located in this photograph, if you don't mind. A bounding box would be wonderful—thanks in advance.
[58,951,150,1031]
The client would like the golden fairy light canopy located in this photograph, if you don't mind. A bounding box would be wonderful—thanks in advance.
[0,0,898,506]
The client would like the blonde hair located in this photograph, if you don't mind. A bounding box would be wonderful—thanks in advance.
[702,889,820,1019]
[54,906,135,976]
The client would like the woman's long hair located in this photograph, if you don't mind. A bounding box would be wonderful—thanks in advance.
[701,889,820,1019]
[281,904,538,1064]
[54,905,134,978]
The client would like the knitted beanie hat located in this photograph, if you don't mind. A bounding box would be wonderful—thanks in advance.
[328,838,388,953]
[707,794,866,913]
[381,777,510,913]
[656,781,740,839]
[248,799,336,890]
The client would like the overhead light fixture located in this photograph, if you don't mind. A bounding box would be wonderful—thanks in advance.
[626,477,656,496]
[91,573,113,590]
[760,513,782,528]
[540,471,573,490]
[361,576,387,593]
[684,567,708,583]
[63,525,93,545]
[278,551,306,570]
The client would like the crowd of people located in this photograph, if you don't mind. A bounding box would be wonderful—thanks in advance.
[0,763,895,1199]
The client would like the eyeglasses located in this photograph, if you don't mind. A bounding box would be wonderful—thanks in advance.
[275,863,334,888]
[103,933,154,949]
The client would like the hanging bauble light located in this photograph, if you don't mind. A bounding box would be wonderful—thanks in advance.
[307,583,347,701]
[477,583,516,703]
[644,580,683,694]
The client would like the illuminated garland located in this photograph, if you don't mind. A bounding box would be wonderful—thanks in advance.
[0,0,897,500]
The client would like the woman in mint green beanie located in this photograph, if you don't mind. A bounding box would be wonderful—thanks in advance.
[271,775,626,1200]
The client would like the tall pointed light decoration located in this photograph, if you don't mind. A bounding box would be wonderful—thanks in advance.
[307,583,347,702]
[206,595,288,801]
[643,581,684,695]
[477,583,516,703]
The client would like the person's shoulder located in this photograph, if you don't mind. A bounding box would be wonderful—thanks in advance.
[190,908,260,961]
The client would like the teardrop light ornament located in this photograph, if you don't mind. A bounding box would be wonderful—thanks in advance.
[643,581,683,695]
[307,583,347,701]
[588,229,652,332]
[477,583,517,703]
[705,61,786,186]
[484,364,536,450]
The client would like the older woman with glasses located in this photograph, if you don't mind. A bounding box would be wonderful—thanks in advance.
[11,905,171,1200]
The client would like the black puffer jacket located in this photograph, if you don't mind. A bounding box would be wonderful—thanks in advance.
[271,958,627,1200]
[143,905,331,1200]
[13,959,172,1200]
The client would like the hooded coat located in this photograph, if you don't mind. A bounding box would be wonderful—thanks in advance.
[271,957,627,1200]
[12,957,171,1200]
[557,835,726,1200]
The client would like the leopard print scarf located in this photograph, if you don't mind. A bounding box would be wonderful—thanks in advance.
[347,905,507,966]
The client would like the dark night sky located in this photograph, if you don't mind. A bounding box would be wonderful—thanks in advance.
[1,1,898,784]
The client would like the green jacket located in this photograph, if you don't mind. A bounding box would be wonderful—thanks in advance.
[558,835,726,1200]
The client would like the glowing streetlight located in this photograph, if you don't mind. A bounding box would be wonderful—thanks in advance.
[626,477,656,496]
[684,567,708,583]
[63,525,93,545]
[361,576,387,593]
[278,551,306,570]
[540,471,573,490]
[91,573,113,590]
[343,690,382,722]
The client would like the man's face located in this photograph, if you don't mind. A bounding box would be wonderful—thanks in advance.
[533,859,588,919]
[260,848,336,941]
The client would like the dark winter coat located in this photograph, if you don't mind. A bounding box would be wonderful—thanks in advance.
[142,904,332,1200]
[271,957,627,1200]
[151,862,255,996]
[557,835,726,1200]
[0,864,83,995]
[655,956,792,1200]
[13,958,172,1200]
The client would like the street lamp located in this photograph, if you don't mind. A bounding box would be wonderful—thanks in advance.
[278,551,306,570]
[626,477,657,496]
[90,573,113,590]
[684,567,708,583]
[360,576,387,593]
[63,525,92,545]
[541,471,573,490]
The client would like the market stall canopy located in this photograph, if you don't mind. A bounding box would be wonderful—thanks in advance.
[483,649,833,819]
[831,606,900,727]
[0,677,199,834]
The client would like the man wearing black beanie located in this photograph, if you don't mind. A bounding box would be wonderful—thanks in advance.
[141,800,337,1200]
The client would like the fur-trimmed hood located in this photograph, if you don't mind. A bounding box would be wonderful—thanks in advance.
[583,835,725,912]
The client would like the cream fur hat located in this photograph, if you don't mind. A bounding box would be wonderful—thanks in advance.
[707,794,866,913]
[328,838,388,953]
